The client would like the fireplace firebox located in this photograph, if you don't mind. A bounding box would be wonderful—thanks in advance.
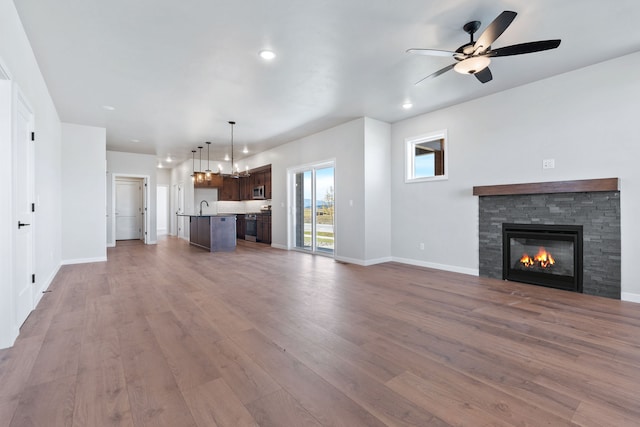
[502,223,583,293]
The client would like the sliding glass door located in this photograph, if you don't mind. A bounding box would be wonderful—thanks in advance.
[292,162,335,255]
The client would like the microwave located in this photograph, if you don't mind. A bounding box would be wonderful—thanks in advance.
[253,185,265,199]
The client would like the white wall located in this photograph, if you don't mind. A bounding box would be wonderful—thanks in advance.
[390,51,640,298]
[1,0,63,347]
[364,117,392,263]
[237,117,394,264]
[61,123,106,263]
[106,151,158,244]
[156,167,172,186]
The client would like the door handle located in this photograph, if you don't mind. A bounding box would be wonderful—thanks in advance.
[18,221,30,228]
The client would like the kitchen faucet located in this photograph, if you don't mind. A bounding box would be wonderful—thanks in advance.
[199,200,209,216]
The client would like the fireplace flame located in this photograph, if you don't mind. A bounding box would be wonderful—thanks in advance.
[520,247,555,269]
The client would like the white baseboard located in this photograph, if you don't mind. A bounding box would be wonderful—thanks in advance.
[35,263,61,303]
[621,292,640,303]
[391,257,479,276]
[0,327,19,350]
[334,255,365,266]
[61,256,107,265]
[107,242,115,248]
[363,256,393,266]
[147,240,157,245]
[270,243,288,250]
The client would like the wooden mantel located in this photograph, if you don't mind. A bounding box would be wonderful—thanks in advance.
[473,178,619,197]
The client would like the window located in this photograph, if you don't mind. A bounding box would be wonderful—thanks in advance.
[405,129,448,183]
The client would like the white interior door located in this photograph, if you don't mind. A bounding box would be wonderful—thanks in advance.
[13,87,34,327]
[115,179,142,240]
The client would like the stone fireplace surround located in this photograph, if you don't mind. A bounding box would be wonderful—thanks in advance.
[474,179,621,299]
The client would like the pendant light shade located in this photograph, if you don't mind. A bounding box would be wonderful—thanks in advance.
[205,141,212,181]
[190,150,196,182]
[195,146,205,183]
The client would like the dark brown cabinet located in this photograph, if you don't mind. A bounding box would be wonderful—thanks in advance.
[236,215,245,239]
[256,213,271,244]
[219,176,240,201]
[264,169,272,199]
[215,164,271,201]
[194,174,223,189]
[239,176,253,201]
[189,216,211,249]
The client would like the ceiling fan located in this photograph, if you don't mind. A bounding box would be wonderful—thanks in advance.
[407,11,561,84]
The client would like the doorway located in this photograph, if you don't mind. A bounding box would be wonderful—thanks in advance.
[156,185,168,237]
[111,174,150,244]
[115,178,142,240]
[290,161,335,256]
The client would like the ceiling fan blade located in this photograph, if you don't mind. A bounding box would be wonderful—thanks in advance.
[415,63,455,85]
[486,39,561,57]
[474,11,517,53]
[474,67,493,83]
[406,48,456,57]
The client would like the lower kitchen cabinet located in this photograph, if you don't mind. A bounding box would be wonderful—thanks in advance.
[256,213,271,244]
[236,215,245,239]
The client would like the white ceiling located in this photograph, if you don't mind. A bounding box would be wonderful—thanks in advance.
[14,0,640,167]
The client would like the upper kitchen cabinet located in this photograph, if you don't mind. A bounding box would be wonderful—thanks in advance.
[249,165,272,200]
[240,175,253,201]
[194,174,223,189]
[264,168,272,199]
[219,176,240,201]
[218,165,271,201]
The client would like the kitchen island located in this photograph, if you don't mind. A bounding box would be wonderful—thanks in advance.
[180,214,236,252]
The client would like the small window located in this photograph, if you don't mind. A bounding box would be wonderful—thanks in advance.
[405,130,447,183]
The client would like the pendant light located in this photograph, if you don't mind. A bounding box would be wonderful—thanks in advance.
[190,150,196,182]
[205,141,212,181]
[226,121,249,178]
[195,146,205,183]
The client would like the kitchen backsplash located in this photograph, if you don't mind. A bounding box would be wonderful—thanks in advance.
[217,199,271,214]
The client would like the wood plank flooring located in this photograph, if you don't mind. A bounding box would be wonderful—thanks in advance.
[2,237,640,426]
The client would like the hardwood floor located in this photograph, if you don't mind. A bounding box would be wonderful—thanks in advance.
[2,237,640,426]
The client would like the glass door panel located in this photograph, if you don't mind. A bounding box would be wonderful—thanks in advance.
[315,166,334,255]
[294,171,312,250]
[292,163,334,256]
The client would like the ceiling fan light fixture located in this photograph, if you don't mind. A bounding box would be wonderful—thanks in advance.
[454,56,491,75]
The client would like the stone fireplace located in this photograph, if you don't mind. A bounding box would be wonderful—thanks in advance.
[474,179,620,299]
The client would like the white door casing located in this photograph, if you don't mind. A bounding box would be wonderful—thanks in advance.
[115,178,142,240]
[177,183,185,239]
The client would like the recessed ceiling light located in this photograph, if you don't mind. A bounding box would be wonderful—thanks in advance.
[157,163,163,168]
[243,147,248,154]
[131,139,140,143]
[102,105,116,111]
[402,102,413,110]
[166,156,172,163]
[224,154,230,161]
[259,50,276,60]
